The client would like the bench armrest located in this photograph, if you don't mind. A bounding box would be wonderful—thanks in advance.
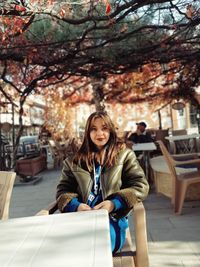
[133,202,149,267]
[36,201,58,216]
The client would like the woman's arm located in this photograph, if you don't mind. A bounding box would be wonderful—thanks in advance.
[106,149,149,218]
[120,149,149,203]
[56,159,80,212]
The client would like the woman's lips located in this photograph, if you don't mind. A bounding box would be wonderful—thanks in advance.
[97,138,104,141]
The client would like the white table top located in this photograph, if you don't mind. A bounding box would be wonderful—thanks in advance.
[0,210,113,267]
[165,134,200,141]
[132,142,157,151]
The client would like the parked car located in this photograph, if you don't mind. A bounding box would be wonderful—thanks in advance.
[17,135,41,159]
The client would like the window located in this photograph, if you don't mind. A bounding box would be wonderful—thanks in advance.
[189,105,198,127]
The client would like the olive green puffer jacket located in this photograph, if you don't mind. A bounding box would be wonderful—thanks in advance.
[56,147,149,218]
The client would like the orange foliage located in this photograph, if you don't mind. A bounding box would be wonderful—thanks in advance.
[105,62,181,109]
[0,16,28,42]
[41,78,92,140]
[44,92,73,140]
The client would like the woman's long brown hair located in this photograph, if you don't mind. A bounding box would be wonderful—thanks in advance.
[73,111,125,171]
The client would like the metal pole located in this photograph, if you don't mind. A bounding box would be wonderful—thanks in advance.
[12,103,15,147]
[0,104,2,170]
[197,108,200,134]
[158,110,162,129]
[170,104,174,130]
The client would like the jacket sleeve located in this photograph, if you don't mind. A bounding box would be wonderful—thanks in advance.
[56,159,79,212]
[107,149,149,218]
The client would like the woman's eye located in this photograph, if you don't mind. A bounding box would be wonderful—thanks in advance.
[102,126,108,130]
[90,127,96,131]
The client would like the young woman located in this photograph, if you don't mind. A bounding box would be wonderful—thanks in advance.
[56,111,149,253]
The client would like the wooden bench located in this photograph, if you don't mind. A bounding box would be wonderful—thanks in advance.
[150,155,200,201]
[37,201,149,267]
[0,171,16,220]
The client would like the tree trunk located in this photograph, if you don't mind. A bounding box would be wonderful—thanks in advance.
[13,96,26,169]
[91,77,105,111]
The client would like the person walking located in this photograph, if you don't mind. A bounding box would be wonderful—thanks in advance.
[56,111,149,253]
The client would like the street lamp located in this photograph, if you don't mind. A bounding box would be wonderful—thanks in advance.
[171,101,185,110]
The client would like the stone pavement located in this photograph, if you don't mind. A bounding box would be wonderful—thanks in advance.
[138,194,200,267]
[9,165,200,267]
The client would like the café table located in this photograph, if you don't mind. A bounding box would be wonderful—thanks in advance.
[132,142,157,181]
[165,134,200,154]
[0,210,113,267]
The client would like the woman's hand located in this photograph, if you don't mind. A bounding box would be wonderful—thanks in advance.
[93,200,114,213]
[77,203,92,211]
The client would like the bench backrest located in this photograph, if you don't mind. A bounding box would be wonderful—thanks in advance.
[0,171,16,220]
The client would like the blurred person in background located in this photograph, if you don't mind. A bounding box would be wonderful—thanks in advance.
[127,122,153,144]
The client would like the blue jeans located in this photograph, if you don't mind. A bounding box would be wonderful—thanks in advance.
[110,216,129,253]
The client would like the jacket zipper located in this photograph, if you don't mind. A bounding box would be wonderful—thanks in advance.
[85,179,93,203]
[85,163,106,202]
[100,169,105,200]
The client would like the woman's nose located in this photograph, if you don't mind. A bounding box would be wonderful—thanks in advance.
[96,129,103,135]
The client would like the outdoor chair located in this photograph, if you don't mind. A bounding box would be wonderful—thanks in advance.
[0,171,16,220]
[154,129,169,146]
[48,140,65,169]
[150,129,169,155]
[171,129,192,154]
[36,201,149,267]
[156,140,200,214]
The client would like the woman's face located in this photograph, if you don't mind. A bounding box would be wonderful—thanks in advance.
[89,118,110,150]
